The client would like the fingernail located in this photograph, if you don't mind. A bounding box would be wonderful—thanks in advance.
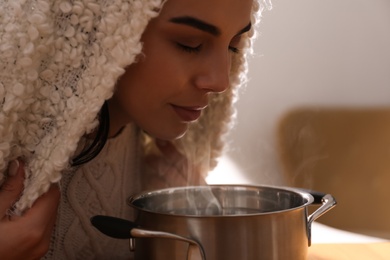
[8,160,20,177]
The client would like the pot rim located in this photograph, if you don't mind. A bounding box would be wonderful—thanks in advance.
[127,184,315,218]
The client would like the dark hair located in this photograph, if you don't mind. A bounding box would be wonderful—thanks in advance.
[70,101,110,167]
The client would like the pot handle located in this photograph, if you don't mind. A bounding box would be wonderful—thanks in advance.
[91,215,206,260]
[304,191,337,246]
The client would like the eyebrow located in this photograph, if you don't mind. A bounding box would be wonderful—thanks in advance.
[169,16,251,37]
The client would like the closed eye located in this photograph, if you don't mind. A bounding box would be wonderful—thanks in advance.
[176,40,240,54]
[176,43,202,53]
[229,46,239,53]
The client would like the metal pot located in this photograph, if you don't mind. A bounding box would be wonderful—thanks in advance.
[91,185,336,260]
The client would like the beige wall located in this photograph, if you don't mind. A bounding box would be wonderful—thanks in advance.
[209,0,390,185]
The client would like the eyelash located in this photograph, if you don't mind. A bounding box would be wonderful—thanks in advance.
[229,46,239,54]
[177,43,201,53]
[176,43,240,54]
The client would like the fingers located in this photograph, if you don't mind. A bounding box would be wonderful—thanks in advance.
[24,185,60,226]
[0,160,25,216]
[22,185,60,256]
[0,161,60,259]
[0,184,60,259]
[0,159,60,222]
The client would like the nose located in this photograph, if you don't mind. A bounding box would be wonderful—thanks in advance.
[193,52,231,93]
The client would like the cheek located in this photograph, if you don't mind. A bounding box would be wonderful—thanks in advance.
[123,51,186,104]
[142,35,191,83]
[117,52,165,101]
[112,40,192,139]
[113,64,168,119]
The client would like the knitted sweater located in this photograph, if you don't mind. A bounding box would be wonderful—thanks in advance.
[43,124,140,259]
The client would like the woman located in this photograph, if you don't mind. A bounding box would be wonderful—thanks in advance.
[0,0,270,258]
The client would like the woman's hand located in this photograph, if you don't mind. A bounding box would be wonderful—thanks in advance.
[0,160,60,260]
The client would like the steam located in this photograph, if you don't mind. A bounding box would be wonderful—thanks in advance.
[174,138,224,216]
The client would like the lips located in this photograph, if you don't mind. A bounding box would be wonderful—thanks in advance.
[171,105,205,122]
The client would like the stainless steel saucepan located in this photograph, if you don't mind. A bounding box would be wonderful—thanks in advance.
[91,185,336,260]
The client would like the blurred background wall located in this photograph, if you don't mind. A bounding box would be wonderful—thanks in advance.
[208,0,390,185]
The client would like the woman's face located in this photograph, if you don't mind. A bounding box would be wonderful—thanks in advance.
[109,0,253,140]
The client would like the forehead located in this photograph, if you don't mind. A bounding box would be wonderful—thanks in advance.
[159,0,253,33]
